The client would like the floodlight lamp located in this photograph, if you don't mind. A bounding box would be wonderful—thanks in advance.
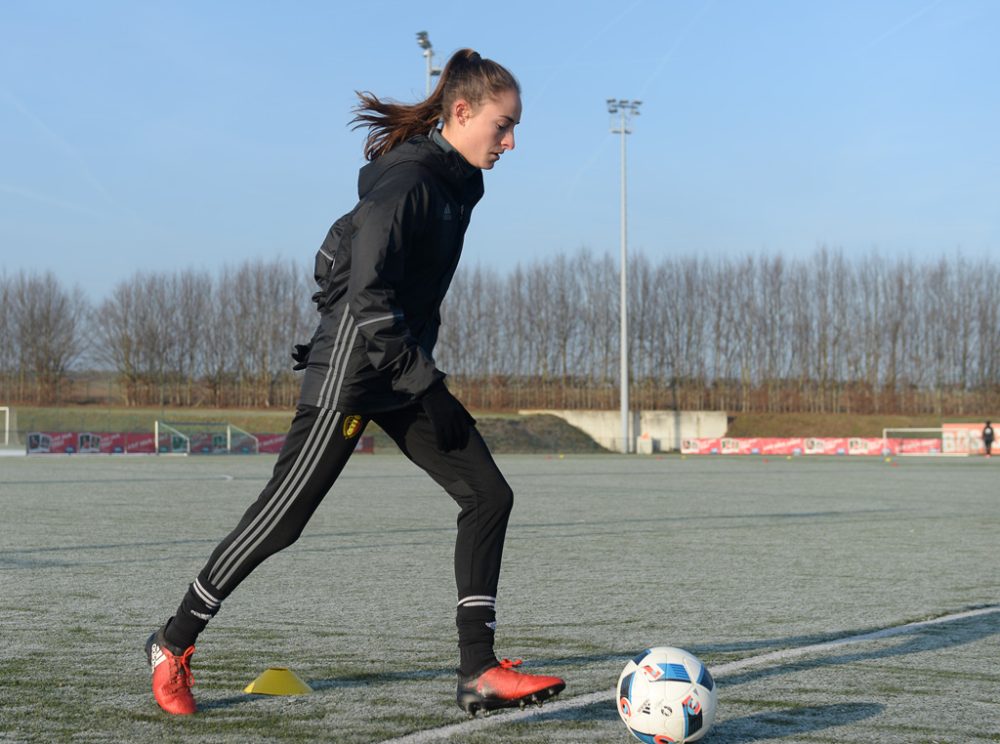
[416,31,431,50]
[607,99,618,113]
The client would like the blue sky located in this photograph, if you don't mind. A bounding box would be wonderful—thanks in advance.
[2,0,997,300]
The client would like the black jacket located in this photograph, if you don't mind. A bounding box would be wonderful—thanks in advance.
[299,133,484,413]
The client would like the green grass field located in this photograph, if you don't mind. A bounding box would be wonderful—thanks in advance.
[1,453,998,742]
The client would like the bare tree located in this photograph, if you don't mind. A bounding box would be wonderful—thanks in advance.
[92,273,171,405]
[168,270,212,406]
[200,272,236,407]
[0,274,14,400]
[7,271,86,404]
[969,260,1000,411]
[93,278,141,405]
[578,251,618,386]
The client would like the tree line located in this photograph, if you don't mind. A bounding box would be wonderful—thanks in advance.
[2,248,999,415]
[0,260,313,408]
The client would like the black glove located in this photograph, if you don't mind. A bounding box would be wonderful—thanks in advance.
[291,342,312,371]
[420,382,475,452]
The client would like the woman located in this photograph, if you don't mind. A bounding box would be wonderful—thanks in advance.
[145,49,565,717]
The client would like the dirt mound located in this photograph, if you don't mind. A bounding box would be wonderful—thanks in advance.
[367,414,606,454]
[478,414,607,453]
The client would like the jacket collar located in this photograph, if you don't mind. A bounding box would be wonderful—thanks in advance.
[357,133,484,206]
[429,129,482,188]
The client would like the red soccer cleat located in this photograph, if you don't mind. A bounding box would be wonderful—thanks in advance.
[145,631,197,715]
[457,658,565,715]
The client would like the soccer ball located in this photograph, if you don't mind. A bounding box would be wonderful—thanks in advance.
[617,646,717,743]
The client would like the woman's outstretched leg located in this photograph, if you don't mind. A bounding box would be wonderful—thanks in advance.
[146,406,364,714]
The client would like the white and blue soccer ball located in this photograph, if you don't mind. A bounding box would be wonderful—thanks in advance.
[617,646,717,743]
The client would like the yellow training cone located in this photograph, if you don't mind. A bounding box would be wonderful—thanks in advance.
[244,667,313,695]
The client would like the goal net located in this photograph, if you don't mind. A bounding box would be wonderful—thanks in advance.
[157,421,260,455]
[881,426,982,456]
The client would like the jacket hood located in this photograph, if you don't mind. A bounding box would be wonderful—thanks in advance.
[357,134,484,203]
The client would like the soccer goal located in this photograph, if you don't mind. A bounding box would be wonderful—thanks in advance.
[223,423,259,455]
[154,421,191,455]
[157,421,260,455]
[881,427,975,456]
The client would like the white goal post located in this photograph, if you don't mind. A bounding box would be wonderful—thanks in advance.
[0,406,9,446]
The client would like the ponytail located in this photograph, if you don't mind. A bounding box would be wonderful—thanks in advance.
[351,48,520,161]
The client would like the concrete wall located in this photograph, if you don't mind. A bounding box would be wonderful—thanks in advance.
[518,409,728,453]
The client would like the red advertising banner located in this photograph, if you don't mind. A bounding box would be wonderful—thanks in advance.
[25,431,374,455]
[760,437,805,455]
[257,434,287,454]
[681,438,721,455]
[26,432,73,454]
[848,438,886,456]
[127,433,157,453]
[890,438,940,455]
[680,436,944,456]
[255,433,374,454]
[804,437,848,455]
[26,431,161,454]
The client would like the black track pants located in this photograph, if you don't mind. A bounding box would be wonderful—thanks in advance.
[191,403,513,612]
[375,405,513,601]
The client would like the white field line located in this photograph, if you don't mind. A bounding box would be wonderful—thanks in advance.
[379,605,1000,744]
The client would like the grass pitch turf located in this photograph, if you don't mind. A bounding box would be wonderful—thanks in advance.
[1,453,998,742]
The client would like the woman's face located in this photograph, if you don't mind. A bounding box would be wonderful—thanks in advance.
[444,88,522,170]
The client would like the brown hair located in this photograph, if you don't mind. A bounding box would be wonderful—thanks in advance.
[351,48,520,161]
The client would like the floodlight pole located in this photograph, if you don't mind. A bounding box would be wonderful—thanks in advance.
[608,99,641,453]
[416,31,442,96]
